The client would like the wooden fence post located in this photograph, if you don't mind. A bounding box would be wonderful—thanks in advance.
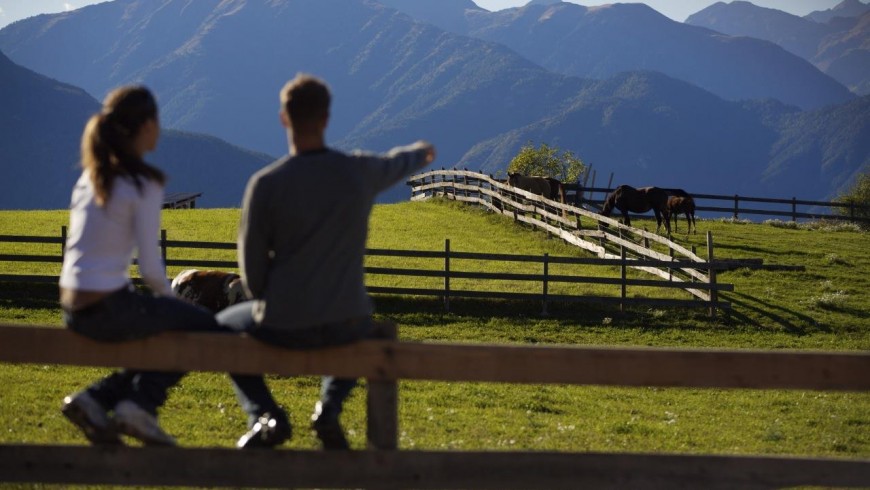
[588,170,597,204]
[161,229,167,262]
[444,239,451,312]
[620,246,627,314]
[597,222,605,251]
[792,197,797,222]
[733,195,739,220]
[579,166,592,206]
[707,231,717,318]
[542,253,549,316]
[60,226,67,262]
[366,321,398,451]
[618,228,624,255]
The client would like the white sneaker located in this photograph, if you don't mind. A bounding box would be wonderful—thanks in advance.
[61,391,121,445]
[113,400,177,446]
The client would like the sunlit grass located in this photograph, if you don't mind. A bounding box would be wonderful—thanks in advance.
[0,199,868,460]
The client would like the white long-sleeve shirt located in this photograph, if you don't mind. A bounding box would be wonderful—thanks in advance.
[59,172,172,295]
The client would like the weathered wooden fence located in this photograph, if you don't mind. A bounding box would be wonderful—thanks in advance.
[565,185,869,224]
[0,229,732,315]
[1,323,869,488]
[406,170,727,310]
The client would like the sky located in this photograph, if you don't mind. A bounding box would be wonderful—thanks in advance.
[0,0,855,28]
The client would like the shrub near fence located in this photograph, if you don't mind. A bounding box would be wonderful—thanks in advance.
[0,228,732,315]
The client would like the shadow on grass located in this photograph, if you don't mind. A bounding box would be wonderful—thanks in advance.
[721,291,826,333]
[713,242,812,260]
[372,294,712,329]
[0,282,734,332]
[0,282,58,311]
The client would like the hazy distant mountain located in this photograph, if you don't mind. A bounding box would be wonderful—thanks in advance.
[458,71,780,195]
[376,0,483,33]
[458,71,869,200]
[526,0,564,6]
[687,2,870,95]
[0,50,95,209]
[686,1,836,59]
[806,0,870,23]
[814,12,870,95]
[765,95,870,198]
[381,1,853,110]
[0,50,272,209]
[0,1,588,177]
[0,0,866,206]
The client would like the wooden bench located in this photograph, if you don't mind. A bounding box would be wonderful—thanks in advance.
[1,323,869,489]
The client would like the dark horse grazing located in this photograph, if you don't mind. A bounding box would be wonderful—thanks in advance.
[667,191,697,234]
[172,269,245,313]
[601,185,671,234]
[508,173,565,203]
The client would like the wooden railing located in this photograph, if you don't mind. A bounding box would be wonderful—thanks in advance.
[406,170,725,310]
[0,230,733,315]
[565,186,870,223]
[1,323,868,488]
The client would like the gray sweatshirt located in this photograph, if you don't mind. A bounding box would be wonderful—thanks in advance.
[238,143,431,329]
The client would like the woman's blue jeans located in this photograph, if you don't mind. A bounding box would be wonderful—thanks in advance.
[216,300,374,425]
[64,285,231,416]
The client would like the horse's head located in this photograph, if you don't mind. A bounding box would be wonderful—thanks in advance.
[508,172,519,186]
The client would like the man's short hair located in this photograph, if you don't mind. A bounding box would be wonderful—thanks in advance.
[280,73,331,131]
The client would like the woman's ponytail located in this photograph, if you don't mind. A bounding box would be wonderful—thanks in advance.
[80,86,166,206]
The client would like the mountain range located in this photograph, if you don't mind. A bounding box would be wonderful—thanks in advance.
[687,0,870,95]
[0,51,272,209]
[380,0,854,109]
[0,0,867,208]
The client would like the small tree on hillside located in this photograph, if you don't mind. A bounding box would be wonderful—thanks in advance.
[836,171,870,227]
[507,142,585,183]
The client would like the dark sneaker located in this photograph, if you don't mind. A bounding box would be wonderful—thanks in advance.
[237,413,291,449]
[61,392,122,445]
[114,400,177,446]
[311,402,349,451]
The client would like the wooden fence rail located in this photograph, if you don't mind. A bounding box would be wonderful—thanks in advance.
[1,324,868,489]
[0,230,733,315]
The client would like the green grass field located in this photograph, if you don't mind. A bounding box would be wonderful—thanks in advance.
[0,199,867,461]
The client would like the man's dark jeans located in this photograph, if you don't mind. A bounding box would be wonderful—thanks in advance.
[216,300,375,425]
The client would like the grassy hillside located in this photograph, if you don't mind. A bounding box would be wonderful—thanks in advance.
[0,200,867,458]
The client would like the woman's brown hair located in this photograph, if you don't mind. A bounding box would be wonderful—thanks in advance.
[81,86,166,206]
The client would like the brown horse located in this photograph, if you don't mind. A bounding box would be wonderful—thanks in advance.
[171,269,245,313]
[667,192,697,234]
[601,185,671,234]
[508,173,565,203]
